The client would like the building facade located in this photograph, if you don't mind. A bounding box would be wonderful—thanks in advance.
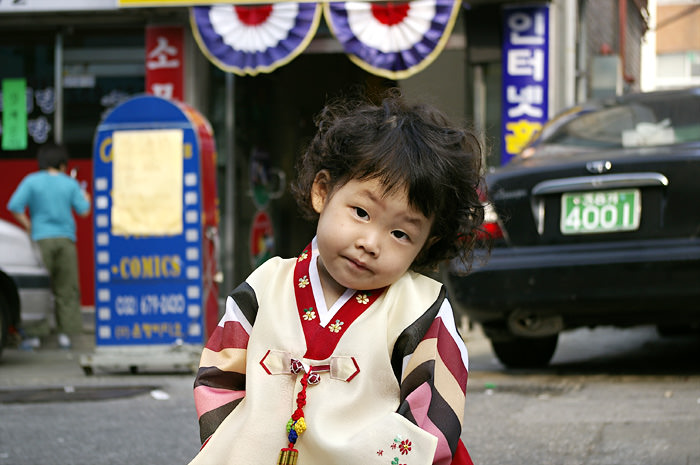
[0,0,650,305]
[654,0,700,89]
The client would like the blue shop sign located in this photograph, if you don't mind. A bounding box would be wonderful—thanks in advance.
[92,95,213,347]
[501,4,550,165]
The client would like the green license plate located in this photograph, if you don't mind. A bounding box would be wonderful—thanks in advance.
[560,189,641,234]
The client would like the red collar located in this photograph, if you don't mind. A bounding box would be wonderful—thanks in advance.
[293,243,385,360]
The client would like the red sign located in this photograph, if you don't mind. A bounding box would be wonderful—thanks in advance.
[145,25,184,101]
[249,210,275,268]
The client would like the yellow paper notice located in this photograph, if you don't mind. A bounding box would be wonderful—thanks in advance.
[111,129,184,236]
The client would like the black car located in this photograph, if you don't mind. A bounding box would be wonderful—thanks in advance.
[444,87,700,368]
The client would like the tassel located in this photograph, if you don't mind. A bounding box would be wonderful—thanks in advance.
[278,367,317,464]
[277,447,298,465]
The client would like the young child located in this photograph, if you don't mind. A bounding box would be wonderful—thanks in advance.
[189,92,484,465]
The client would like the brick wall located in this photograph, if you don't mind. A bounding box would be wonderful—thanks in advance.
[656,5,700,53]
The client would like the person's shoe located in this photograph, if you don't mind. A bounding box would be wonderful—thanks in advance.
[57,333,72,349]
[20,337,41,350]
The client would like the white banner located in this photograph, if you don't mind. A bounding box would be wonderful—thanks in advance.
[0,0,117,12]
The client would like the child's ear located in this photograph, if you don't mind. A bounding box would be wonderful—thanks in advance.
[413,235,440,270]
[311,170,331,214]
[425,235,439,249]
[420,235,439,257]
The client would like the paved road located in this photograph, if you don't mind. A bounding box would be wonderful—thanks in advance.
[0,332,201,465]
[463,324,700,465]
[1,325,699,465]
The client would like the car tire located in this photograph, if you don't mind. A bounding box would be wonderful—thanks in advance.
[490,334,558,368]
[0,294,9,359]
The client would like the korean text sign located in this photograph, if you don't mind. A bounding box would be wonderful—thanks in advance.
[146,25,184,101]
[2,78,28,151]
[501,5,550,165]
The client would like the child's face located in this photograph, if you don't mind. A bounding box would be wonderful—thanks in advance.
[311,172,433,293]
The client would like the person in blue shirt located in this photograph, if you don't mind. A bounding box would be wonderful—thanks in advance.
[7,143,91,349]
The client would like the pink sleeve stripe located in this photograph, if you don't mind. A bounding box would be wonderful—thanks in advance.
[423,318,469,393]
[437,300,470,371]
[405,383,453,465]
[205,320,250,352]
[194,384,245,418]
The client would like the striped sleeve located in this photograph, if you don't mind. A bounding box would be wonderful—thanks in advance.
[193,282,258,444]
[392,286,473,465]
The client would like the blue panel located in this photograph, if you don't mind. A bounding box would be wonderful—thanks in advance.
[101,94,190,126]
[92,95,204,347]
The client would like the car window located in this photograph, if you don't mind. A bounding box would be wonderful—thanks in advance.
[541,93,700,149]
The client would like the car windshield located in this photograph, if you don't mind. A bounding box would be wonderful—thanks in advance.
[541,91,700,149]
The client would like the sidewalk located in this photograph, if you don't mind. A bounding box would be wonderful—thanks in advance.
[0,306,196,390]
[0,332,98,389]
[1,306,102,389]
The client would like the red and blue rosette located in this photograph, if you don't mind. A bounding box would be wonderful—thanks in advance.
[324,0,462,80]
[190,3,322,76]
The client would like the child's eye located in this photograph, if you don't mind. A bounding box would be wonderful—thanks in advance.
[354,207,369,220]
[392,230,410,241]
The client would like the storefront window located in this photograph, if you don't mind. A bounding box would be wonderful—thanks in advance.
[63,29,145,158]
[0,37,55,160]
[0,29,145,161]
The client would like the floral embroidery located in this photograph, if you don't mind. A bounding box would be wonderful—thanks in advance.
[302,307,316,321]
[328,320,344,333]
[385,436,410,464]
[298,275,310,288]
[355,293,370,304]
[298,250,309,262]
[377,450,384,456]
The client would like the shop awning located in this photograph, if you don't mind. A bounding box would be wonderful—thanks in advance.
[188,0,461,79]
[191,3,322,76]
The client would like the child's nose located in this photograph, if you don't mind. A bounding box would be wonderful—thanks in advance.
[356,231,380,256]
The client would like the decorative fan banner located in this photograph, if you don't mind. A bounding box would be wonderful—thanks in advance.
[324,0,461,80]
[190,3,322,76]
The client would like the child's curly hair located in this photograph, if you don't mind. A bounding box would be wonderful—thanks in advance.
[292,90,485,272]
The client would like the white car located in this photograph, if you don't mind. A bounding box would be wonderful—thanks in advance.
[0,218,54,357]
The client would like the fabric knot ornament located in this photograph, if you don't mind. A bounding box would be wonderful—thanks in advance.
[277,367,320,464]
[290,359,304,374]
[307,372,321,385]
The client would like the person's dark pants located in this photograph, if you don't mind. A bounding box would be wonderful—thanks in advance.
[37,237,83,335]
